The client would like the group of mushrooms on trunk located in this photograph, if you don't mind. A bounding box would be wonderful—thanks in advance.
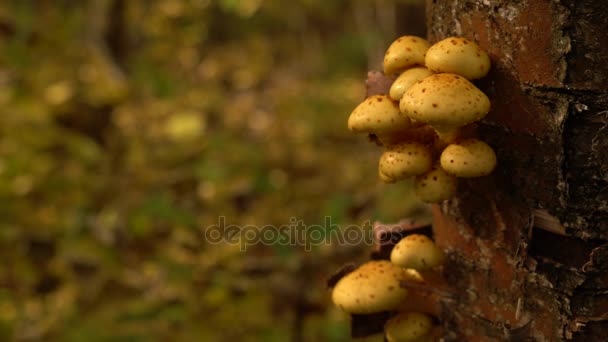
[331,35,497,341]
[347,35,496,203]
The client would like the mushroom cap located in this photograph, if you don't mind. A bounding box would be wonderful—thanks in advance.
[379,142,433,181]
[400,73,490,129]
[440,138,497,177]
[384,36,431,75]
[415,165,458,203]
[385,312,433,342]
[391,234,445,270]
[331,260,421,314]
[348,95,415,134]
[389,67,434,101]
[425,37,491,80]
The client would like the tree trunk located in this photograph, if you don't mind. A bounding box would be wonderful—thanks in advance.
[426,0,608,340]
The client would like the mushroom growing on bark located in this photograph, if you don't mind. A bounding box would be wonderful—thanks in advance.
[383,36,431,75]
[348,95,416,135]
[389,67,435,101]
[378,142,433,182]
[414,165,458,203]
[384,312,434,342]
[391,234,445,271]
[400,73,490,143]
[440,138,497,177]
[425,36,491,80]
[331,260,423,314]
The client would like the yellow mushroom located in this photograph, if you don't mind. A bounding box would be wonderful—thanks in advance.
[348,95,415,134]
[425,37,491,80]
[391,234,445,271]
[414,165,458,203]
[385,312,434,342]
[389,67,434,101]
[384,36,431,75]
[331,260,423,314]
[378,142,433,181]
[400,73,490,142]
[440,138,497,177]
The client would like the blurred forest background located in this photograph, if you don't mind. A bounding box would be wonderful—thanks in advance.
[0,1,426,341]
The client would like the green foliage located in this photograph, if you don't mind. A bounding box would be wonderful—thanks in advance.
[0,0,426,341]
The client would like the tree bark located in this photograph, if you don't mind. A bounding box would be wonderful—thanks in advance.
[426,0,608,340]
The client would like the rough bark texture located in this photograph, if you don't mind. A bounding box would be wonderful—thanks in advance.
[426,0,608,340]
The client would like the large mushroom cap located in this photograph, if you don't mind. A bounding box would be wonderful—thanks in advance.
[400,73,490,130]
[348,95,415,134]
[440,138,497,177]
[385,312,433,342]
[391,234,445,270]
[331,260,421,314]
[425,37,491,80]
[383,36,431,75]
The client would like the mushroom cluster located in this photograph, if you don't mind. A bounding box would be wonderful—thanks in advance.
[347,36,497,203]
[331,234,446,341]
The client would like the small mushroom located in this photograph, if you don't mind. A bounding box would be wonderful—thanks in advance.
[389,67,434,101]
[425,37,491,80]
[414,165,458,203]
[391,234,445,271]
[440,138,497,177]
[384,36,431,75]
[385,312,433,342]
[378,142,433,181]
[348,95,415,134]
[331,260,422,314]
[400,73,490,142]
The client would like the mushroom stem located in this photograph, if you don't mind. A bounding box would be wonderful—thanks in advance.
[434,127,461,144]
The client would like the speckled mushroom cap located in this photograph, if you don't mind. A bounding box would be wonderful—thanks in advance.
[425,37,491,80]
[384,36,431,75]
[348,95,415,134]
[385,312,433,342]
[400,73,490,130]
[440,138,497,177]
[391,234,445,271]
[331,260,421,314]
[415,165,458,203]
[378,142,433,181]
[389,67,434,101]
